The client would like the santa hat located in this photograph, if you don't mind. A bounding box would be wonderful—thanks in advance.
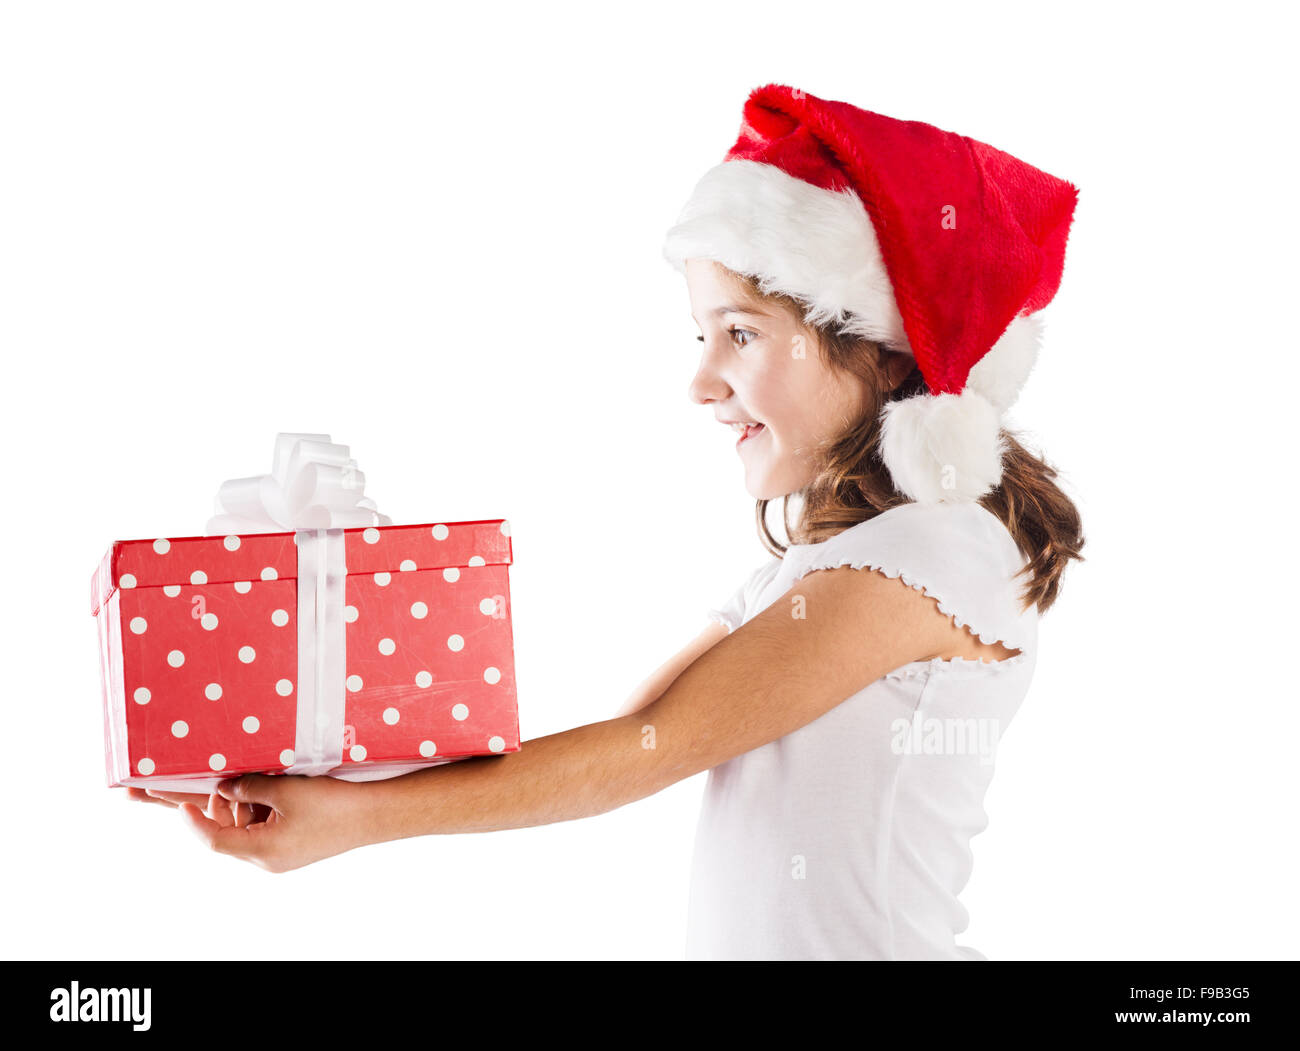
[662,83,1079,504]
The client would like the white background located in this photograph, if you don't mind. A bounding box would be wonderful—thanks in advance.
[2,1,1296,960]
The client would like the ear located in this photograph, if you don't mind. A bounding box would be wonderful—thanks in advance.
[879,347,917,392]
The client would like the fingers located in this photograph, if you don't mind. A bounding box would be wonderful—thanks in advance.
[215,774,284,809]
[205,791,237,829]
[126,787,177,808]
[178,803,272,867]
[128,787,218,810]
[142,789,214,809]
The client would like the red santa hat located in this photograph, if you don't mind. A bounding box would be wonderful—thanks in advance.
[662,83,1079,504]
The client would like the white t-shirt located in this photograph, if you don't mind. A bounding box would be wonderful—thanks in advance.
[687,500,1038,960]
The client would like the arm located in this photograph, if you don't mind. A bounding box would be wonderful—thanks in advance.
[135,619,729,825]
[183,564,975,871]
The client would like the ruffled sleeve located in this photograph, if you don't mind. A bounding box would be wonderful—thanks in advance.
[782,502,1037,654]
[707,556,783,633]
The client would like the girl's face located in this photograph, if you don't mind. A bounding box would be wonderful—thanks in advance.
[684,259,870,500]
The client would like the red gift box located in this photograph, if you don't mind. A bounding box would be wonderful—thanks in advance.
[92,518,520,789]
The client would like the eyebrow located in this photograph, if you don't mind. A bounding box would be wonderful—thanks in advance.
[691,304,771,322]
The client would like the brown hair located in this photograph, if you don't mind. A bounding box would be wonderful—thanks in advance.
[731,271,1085,616]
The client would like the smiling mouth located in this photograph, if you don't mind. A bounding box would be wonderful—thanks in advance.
[735,422,765,447]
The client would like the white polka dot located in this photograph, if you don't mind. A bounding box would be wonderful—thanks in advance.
[373,571,391,586]
[344,605,359,623]
[137,757,155,775]
[120,573,137,589]
[129,616,147,634]
[223,535,241,551]
[153,538,170,555]
[378,637,396,656]
[209,753,226,770]
[419,740,437,757]
[431,524,450,540]
[399,559,417,572]
[171,720,189,738]
[363,527,380,544]
[350,744,367,762]
[410,601,428,619]
[499,520,511,537]
[167,649,185,667]
[205,682,222,700]
[261,567,277,581]
[233,581,252,594]
[133,687,151,705]
[238,645,256,663]
[163,584,181,597]
[346,674,363,692]
[447,634,464,651]
[242,716,259,733]
[190,570,207,585]
[468,555,486,567]
[271,608,289,627]
[382,707,400,725]
[442,567,460,583]
[451,703,469,721]
[276,678,293,696]
[483,666,501,684]
[279,749,295,766]
[488,735,506,753]
[415,670,433,688]
[200,612,218,630]
[478,597,497,616]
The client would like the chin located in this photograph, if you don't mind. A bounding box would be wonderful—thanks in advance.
[743,454,812,501]
[744,472,796,502]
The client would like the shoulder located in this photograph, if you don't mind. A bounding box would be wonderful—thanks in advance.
[646,553,976,775]
[723,548,970,699]
[783,501,1033,651]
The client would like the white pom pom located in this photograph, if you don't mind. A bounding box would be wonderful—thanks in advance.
[964,314,1043,412]
[879,389,1006,504]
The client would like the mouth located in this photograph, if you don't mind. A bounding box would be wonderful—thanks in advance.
[732,422,765,448]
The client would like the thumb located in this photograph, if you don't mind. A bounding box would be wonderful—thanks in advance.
[216,774,283,807]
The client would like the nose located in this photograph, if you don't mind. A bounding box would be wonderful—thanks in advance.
[687,341,730,407]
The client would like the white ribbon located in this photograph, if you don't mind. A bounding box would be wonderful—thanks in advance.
[205,432,392,535]
[204,433,389,778]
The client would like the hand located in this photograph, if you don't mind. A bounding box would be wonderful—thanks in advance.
[129,774,377,873]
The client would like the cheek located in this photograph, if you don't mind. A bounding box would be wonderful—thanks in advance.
[756,349,811,407]
[766,367,866,453]
[749,360,820,442]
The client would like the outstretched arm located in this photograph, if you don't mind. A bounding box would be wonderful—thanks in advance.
[167,564,971,871]
[126,619,730,833]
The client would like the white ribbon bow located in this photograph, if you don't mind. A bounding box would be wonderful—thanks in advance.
[204,432,391,535]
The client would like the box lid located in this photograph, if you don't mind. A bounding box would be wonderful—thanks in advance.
[91,519,513,616]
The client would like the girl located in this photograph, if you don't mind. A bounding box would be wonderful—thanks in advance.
[129,83,1084,961]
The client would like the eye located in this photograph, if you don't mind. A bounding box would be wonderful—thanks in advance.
[695,328,757,347]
